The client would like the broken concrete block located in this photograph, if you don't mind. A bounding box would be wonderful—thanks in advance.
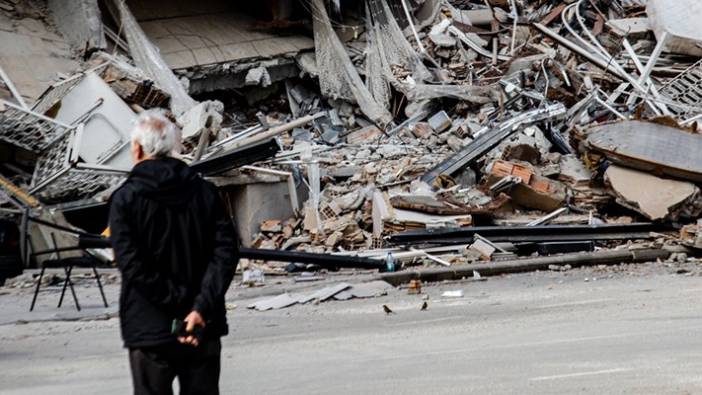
[428,110,452,133]
[606,18,650,38]
[242,269,265,286]
[604,165,702,221]
[446,135,464,152]
[469,239,495,260]
[245,66,272,87]
[320,201,342,220]
[429,18,456,47]
[260,219,283,233]
[324,231,343,248]
[453,8,493,25]
[558,154,591,187]
[484,126,552,165]
[177,100,224,139]
[335,190,366,212]
[680,219,702,248]
[328,166,362,178]
[647,0,702,56]
[411,122,434,139]
[487,160,567,212]
[346,125,382,144]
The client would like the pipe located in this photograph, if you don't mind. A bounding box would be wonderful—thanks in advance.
[239,247,387,271]
[226,112,325,151]
[0,66,28,109]
[387,222,660,246]
[399,0,425,53]
[378,248,670,285]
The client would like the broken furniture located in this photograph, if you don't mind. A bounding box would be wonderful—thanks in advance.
[28,123,128,203]
[0,69,132,204]
[0,99,73,153]
[25,216,109,312]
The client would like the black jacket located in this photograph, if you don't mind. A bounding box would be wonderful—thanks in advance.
[109,157,238,348]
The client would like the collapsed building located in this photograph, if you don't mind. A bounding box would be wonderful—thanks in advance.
[2,0,702,301]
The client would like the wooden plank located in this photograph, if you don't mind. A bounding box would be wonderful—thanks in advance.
[540,3,566,26]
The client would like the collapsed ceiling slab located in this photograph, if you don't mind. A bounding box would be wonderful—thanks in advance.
[0,17,79,102]
[136,9,313,69]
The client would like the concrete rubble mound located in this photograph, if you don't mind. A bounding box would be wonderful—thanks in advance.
[2,0,702,306]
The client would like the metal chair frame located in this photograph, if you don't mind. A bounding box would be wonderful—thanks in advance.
[24,216,110,312]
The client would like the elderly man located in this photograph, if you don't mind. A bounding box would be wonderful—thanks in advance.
[109,110,238,395]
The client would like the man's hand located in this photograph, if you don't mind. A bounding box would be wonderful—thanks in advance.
[178,310,205,347]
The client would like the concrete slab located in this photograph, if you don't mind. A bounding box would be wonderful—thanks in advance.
[604,165,702,221]
[0,20,79,101]
[586,120,702,183]
[140,13,313,69]
[220,180,299,247]
[648,0,702,56]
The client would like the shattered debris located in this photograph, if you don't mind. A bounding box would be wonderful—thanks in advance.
[2,0,702,302]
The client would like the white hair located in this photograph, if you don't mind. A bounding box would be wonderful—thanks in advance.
[131,110,181,158]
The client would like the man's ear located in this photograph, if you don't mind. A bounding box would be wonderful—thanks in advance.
[131,141,144,162]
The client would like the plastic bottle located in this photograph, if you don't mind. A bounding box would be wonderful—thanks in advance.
[385,252,395,272]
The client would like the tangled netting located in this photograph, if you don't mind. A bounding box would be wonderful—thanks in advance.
[114,0,197,115]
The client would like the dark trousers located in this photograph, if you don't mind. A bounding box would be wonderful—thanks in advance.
[128,339,221,395]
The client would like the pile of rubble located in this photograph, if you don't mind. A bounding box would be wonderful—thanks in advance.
[2,0,702,284]
[248,0,702,270]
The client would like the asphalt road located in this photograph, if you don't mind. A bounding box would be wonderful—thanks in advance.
[1,263,701,394]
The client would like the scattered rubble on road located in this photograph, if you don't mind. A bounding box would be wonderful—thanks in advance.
[2,0,702,310]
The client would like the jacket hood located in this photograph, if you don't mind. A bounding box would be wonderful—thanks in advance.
[128,157,200,207]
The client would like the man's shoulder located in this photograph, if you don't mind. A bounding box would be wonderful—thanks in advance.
[109,179,139,205]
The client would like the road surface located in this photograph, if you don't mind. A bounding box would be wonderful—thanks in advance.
[1,262,701,394]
